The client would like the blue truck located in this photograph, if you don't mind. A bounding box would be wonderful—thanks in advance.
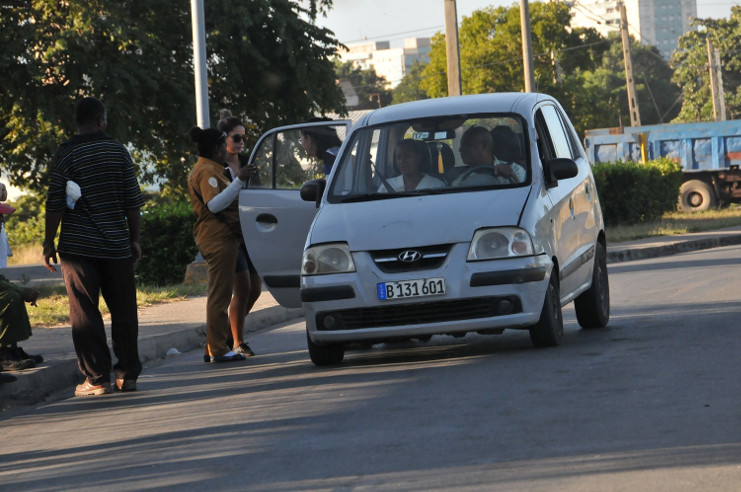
[584,120,741,212]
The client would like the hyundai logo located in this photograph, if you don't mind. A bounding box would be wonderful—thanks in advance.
[398,250,422,263]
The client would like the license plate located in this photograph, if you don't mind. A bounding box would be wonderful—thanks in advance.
[377,277,446,301]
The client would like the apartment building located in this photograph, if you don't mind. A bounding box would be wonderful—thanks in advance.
[338,37,431,89]
[569,0,697,58]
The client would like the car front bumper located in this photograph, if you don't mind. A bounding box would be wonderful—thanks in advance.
[302,246,553,345]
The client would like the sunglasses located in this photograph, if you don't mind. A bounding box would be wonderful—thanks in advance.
[231,134,247,143]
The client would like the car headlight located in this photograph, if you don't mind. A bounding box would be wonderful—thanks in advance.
[302,243,356,275]
[467,227,534,261]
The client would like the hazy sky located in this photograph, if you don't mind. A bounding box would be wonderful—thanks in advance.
[318,0,739,47]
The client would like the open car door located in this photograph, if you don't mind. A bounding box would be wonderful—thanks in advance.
[238,121,350,308]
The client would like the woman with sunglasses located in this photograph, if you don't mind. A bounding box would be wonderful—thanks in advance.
[188,126,256,363]
[216,110,262,359]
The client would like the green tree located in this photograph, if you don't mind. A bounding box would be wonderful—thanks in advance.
[583,33,680,129]
[417,2,679,135]
[421,3,607,98]
[671,7,741,122]
[0,0,345,196]
[392,60,430,104]
[419,32,449,99]
[335,61,392,109]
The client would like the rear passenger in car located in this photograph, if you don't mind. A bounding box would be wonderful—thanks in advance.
[491,125,527,183]
[377,139,445,192]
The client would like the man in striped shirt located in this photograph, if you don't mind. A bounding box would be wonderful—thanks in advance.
[43,97,145,397]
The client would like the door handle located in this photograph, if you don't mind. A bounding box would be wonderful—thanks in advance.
[256,213,278,225]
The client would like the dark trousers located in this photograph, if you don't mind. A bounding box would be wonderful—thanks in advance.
[60,253,141,385]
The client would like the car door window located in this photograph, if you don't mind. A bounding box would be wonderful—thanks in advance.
[538,105,574,159]
[250,125,347,190]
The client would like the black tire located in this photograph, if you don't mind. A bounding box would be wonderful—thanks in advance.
[306,332,344,366]
[529,270,564,347]
[679,179,717,212]
[574,242,610,329]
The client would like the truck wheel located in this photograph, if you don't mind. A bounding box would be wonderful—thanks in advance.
[575,242,610,329]
[306,331,344,366]
[529,270,564,347]
[679,180,717,212]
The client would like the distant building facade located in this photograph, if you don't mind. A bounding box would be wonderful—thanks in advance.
[337,37,431,89]
[569,0,697,58]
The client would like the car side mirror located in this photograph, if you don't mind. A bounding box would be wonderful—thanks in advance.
[300,179,326,208]
[545,158,578,188]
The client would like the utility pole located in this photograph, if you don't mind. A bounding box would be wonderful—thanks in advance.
[520,0,535,92]
[706,37,726,121]
[619,2,641,127]
[443,0,462,96]
[191,0,210,129]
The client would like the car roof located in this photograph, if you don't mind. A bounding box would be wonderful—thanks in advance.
[357,92,557,127]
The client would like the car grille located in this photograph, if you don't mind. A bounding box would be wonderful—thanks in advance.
[370,244,453,273]
[315,295,522,331]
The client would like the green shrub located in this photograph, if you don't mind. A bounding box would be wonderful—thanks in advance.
[5,214,45,245]
[137,201,198,286]
[592,158,683,226]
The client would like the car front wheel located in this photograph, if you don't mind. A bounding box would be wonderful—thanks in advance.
[307,332,345,366]
[529,269,564,347]
[574,242,610,328]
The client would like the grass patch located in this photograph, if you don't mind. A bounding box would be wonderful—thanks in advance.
[606,206,741,243]
[28,282,208,327]
[7,243,41,266]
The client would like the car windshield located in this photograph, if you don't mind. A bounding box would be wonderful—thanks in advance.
[327,114,529,203]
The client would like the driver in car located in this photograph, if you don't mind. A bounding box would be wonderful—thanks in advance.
[450,126,525,187]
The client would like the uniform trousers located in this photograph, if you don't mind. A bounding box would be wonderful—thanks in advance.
[198,236,239,358]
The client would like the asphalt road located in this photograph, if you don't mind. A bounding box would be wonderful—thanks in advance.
[1,245,741,491]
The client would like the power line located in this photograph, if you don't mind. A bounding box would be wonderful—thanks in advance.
[340,25,445,46]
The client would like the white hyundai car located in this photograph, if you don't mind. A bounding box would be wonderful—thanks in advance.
[239,92,609,366]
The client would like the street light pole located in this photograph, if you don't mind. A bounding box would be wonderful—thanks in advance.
[443,0,462,96]
[619,2,641,127]
[520,0,535,92]
[191,0,210,129]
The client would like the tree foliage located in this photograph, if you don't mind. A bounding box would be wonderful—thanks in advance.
[335,61,392,109]
[575,33,681,130]
[0,0,345,196]
[406,2,680,135]
[392,60,429,104]
[421,3,607,98]
[671,7,741,122]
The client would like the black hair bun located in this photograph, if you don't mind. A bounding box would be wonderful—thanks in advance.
[190,126,204,142]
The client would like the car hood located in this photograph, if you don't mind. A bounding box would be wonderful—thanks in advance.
[309,187,533,250]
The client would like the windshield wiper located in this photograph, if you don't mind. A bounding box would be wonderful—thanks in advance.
[337,188,450,203]
[338,193,398,203]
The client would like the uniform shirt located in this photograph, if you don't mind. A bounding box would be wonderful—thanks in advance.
[188,156,241,246]
[46,132,145,259]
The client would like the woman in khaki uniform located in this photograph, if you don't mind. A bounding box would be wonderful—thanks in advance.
[187,127,256,362]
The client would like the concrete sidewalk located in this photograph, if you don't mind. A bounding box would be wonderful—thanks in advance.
[0,286,302,408]
[2,224,741,409]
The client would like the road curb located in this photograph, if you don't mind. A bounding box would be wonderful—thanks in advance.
[607,232,741,263]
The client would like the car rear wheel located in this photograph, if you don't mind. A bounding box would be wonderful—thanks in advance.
[529,270,564,347]
[306,332,344,366]
[575,242,610,328]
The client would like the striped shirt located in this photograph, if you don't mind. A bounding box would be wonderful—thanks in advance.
[47,132,145,259]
